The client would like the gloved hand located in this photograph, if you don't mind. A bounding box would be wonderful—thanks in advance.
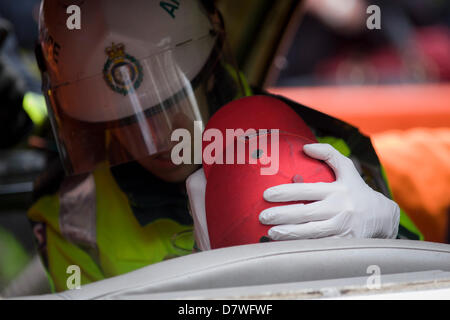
[186,168,211,251]
[259,143,400,240]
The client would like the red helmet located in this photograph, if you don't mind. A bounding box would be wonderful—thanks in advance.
[203,96,336,249]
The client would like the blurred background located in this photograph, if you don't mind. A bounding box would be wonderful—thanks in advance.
[0,0,449,294]
[0,0,49,294]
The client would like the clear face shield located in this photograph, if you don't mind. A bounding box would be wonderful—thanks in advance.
[42,32,245,176]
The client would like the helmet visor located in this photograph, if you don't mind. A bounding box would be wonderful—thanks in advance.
[44,33,245,175]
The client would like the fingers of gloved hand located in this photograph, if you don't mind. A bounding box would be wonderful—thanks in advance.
[186,168,207,219]
[303,143,353,179]
[186,168,211,251]
[186,168,206,194]
[268,217,341,240]
[264,181,336,202]
[259,200,337,225]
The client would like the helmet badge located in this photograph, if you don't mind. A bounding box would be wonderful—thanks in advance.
[103,43,143,96]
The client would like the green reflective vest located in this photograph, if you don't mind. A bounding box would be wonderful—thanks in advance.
[28,163,194,292]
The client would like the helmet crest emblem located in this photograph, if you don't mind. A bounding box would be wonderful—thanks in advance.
[103,43,143,96]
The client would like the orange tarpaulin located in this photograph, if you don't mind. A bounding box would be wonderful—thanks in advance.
[269,84,450,136]
[372,128,450,243]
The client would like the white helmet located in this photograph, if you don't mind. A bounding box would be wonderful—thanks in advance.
[38,0,244,175]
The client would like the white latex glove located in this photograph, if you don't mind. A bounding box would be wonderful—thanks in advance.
[186,168,211,251]
[259,143,400,240]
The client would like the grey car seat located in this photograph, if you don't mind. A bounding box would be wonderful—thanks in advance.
[11,239,450,300]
